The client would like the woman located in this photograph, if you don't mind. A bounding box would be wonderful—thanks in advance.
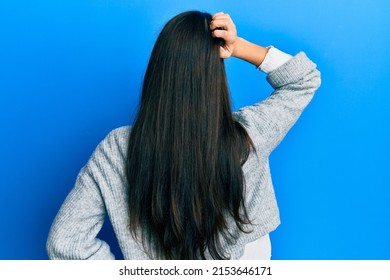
[47,11,321,260]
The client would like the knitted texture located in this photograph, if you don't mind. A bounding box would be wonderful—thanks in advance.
[46,52,321,259]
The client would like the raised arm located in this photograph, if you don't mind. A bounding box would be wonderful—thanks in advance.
[211,12,321,155]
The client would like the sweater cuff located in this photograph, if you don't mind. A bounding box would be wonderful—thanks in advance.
[257,46,293,74]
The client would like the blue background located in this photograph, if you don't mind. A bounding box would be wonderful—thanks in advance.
[1,0,389,259]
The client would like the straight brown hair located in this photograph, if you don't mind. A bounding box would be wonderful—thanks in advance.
[126,11,254,259]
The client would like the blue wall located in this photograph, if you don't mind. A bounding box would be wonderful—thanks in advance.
[1,0,389,259]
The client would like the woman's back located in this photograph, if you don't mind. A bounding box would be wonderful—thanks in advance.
[46,11,321,260]
[126,11,254,259]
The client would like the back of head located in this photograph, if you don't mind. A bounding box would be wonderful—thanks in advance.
[140,11,227,124]
[126,11,253,259]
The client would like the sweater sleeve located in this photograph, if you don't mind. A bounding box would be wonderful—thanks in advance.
[46,130,126,260]
[235,51,321,155]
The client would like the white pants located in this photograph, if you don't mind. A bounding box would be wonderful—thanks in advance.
[239,234,272,260]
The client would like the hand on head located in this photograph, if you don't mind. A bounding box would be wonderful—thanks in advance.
[210,12,239,59]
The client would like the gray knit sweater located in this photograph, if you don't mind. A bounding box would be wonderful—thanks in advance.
[46,51,321,260]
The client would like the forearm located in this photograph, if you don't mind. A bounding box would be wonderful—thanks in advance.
[210,12,292,71]
[232,37,269,67]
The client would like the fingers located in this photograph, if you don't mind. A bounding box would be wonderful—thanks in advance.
[210,12,238,59]
[211,12,231,22]
[210,19,229,32]
[211,29,228,39]
[210,12,235,31]
[212,11,225,18]
[210,12,236,39]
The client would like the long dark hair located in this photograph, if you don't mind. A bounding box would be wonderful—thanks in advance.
[126,11,254,259]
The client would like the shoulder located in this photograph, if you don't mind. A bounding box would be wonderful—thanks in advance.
[98,126,132,151]
[87,126,132,171]
[106,125,132,140]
